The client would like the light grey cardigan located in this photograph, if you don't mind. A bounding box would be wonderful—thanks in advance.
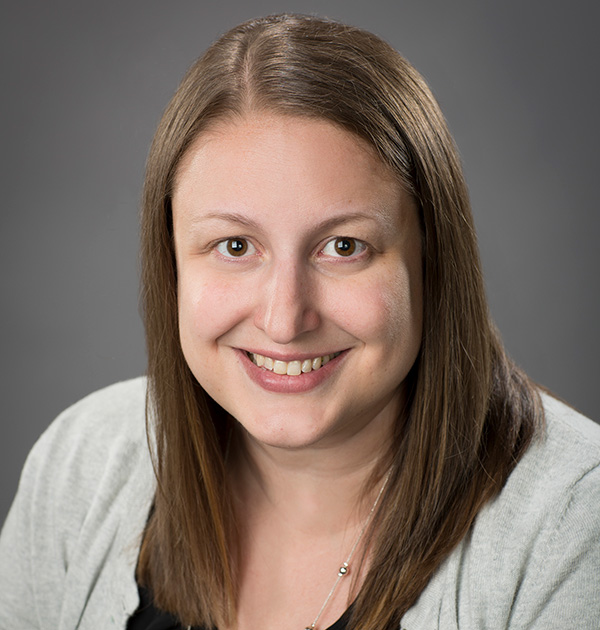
[1,378,599,629]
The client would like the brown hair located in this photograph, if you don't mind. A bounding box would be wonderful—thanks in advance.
[138,13,543,629]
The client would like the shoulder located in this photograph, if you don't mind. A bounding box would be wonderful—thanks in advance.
[31,376,151,510]
[403,393,600,629]
[539,391,600,458]
[473,395,600,626]
[17,376,152,534]
[0,377,154,628]
[37,376,148,450]
[481,391,600,551]
[463,394,600,627]
[540,391,600,452]
[478,392,600,555]
[502,392,600,514]
[23,377,149,499]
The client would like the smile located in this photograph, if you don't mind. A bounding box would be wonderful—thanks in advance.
[246,351,342,376]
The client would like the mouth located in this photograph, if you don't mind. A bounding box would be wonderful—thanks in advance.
[246,351,343,376]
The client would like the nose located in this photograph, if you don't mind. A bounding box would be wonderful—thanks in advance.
[254,261,320,344]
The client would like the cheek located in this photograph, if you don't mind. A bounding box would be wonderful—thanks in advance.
[177,271,252,345]
[383,265,423,347]
[328,266,422,348]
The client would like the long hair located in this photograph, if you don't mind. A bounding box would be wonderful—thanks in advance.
[138,14,543,629]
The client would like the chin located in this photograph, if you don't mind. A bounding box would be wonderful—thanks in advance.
[236,411,335,450]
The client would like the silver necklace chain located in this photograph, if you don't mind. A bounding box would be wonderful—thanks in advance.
[304,469,391,630]
[186,470,391,630]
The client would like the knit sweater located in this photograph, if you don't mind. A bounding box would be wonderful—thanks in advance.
[1,378,599,629]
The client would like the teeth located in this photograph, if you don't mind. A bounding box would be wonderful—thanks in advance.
[273,360,287,375]
[287,360,302,376]
[248,351,341,375]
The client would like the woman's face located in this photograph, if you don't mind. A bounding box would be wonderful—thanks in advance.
[172,113,422,452]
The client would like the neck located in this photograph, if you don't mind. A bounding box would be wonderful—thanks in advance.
[229,409,395,536]
[227,410,397,630]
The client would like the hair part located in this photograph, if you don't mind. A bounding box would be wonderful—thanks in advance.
[138,13,543,629]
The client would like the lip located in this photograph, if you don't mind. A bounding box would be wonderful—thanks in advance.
[236,348,348,394]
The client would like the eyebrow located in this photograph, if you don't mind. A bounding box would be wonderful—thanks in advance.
[187,209,388,233]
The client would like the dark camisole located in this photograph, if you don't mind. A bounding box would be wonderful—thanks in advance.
[127,582,351,630]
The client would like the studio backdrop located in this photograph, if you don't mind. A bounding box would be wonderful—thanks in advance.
[1,0,598,524]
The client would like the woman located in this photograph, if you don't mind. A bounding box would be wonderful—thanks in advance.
[1,13,598,630]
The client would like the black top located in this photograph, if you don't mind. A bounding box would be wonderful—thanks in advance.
[127,582,351,630]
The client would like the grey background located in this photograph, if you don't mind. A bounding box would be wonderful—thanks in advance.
[1,0,598,525]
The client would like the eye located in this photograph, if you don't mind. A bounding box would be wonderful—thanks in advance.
[321,237,366,258]
[215,238,256,258]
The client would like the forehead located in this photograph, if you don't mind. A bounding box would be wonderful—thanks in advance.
[172,113,407,224]
[179,110,387,158]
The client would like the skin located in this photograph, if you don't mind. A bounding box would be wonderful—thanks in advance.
[172,113,423,629]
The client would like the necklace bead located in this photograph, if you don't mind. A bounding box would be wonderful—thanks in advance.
[303,471,391,630]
